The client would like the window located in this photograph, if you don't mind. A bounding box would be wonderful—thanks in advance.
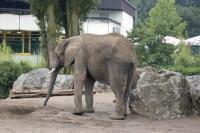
[113,27,120,33]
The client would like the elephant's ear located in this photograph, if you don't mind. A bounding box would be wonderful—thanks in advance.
[55,36,81,66]
[62,37,81,66]
[55,39,69,56]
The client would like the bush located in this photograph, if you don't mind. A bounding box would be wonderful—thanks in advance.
[19,61,33,73]
[134,38,175,67]
[170,44,200,75]
[172,44,195,67]
[0,40,12,62]
[0,61,33,99]
[170,66,200,75]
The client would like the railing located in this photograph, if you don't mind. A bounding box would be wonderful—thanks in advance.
[12,52,42,65]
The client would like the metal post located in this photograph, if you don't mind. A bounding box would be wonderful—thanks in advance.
[28,32,31,53]
[22,31,25,53]
[3,31,6,42]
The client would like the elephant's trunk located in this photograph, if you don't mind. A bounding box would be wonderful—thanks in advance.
[44,68,59,106]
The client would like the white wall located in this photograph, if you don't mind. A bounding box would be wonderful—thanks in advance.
[83,19,110,35]
[83,10,133,36]
[83,19,120,35]
[121,11,133,36]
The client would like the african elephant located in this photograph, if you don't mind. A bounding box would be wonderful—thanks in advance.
[44,33,137,120]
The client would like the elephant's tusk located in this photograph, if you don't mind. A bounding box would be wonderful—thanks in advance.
[48,68,56,74]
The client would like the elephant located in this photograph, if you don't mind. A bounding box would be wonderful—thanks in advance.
[44,33,137,120]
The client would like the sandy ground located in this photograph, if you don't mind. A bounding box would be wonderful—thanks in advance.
[0,92,200,133]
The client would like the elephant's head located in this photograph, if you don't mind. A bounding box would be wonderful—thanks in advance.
[44,36,81,106]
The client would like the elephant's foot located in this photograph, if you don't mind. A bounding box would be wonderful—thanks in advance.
[84,107,95,113]
[110,113,125,120]
[124,113,127,117]
[73,109,84,115]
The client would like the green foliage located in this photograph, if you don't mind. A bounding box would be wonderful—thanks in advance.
[0,61,33,99]
[0,40,12,62]
[172,44,194,67]
[129,0,200,37]
[129,0,157,22]
[170,43,200,75]
[128,0,186,67]
[177,5,200,37]
[175,0,200,37]
[170,66,200,75]
[134,38,176,67]
[18,61,33,73]
[145,0,186,38]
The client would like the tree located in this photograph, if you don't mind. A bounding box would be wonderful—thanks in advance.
[176,0,200,37]
[29,0,98,68]
[56,0,98,37]
[128,0,186,67]
[129,0,157,22]
[29,0,48,66]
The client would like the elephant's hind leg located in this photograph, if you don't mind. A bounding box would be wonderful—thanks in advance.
[84,75,95,113]
[109,64,128,120]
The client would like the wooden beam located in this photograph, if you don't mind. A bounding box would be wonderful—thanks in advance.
[9,90,96,99]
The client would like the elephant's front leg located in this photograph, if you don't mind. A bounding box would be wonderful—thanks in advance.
[85,76,95,113]
[73,57,87,115]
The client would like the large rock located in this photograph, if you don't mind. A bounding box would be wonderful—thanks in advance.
[11,68,74,94]
[11,68,110,95]
[12,68,49,93]
[129,70,192,119]
[94,82,111,92]
[186,75,200,112]
[42,74,74,91]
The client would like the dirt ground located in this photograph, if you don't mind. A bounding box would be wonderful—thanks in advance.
[0,92,200,133]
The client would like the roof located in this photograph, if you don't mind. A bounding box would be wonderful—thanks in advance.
[0,0,30,15]
[185,35,200,46]
[162,36,181,46]
[0,0,136,16]
[97,0,136,17]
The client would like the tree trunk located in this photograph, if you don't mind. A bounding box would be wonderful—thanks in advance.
[39,17,49,68]
[47,3,57,69]
[66,0,80,37]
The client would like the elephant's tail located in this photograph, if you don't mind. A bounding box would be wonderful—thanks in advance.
[125,62,136,100]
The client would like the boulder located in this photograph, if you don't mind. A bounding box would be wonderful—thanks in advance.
[42,74,74,91]
[129,70,192,119]
[11,68,74,95]
[94,82,110,92]
[12,68,49,93]
[11,68,110,98]
[186,75,200,112]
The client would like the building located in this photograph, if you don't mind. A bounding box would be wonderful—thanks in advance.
[0,0,40,54]
[163,35,200,54]
[185,35,200,54]
[0,0,136,54]
[83,0,137,36]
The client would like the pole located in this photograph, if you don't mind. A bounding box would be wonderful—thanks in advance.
[3,31,6,42]
[28,32,31,53]
[22,31,25,53]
